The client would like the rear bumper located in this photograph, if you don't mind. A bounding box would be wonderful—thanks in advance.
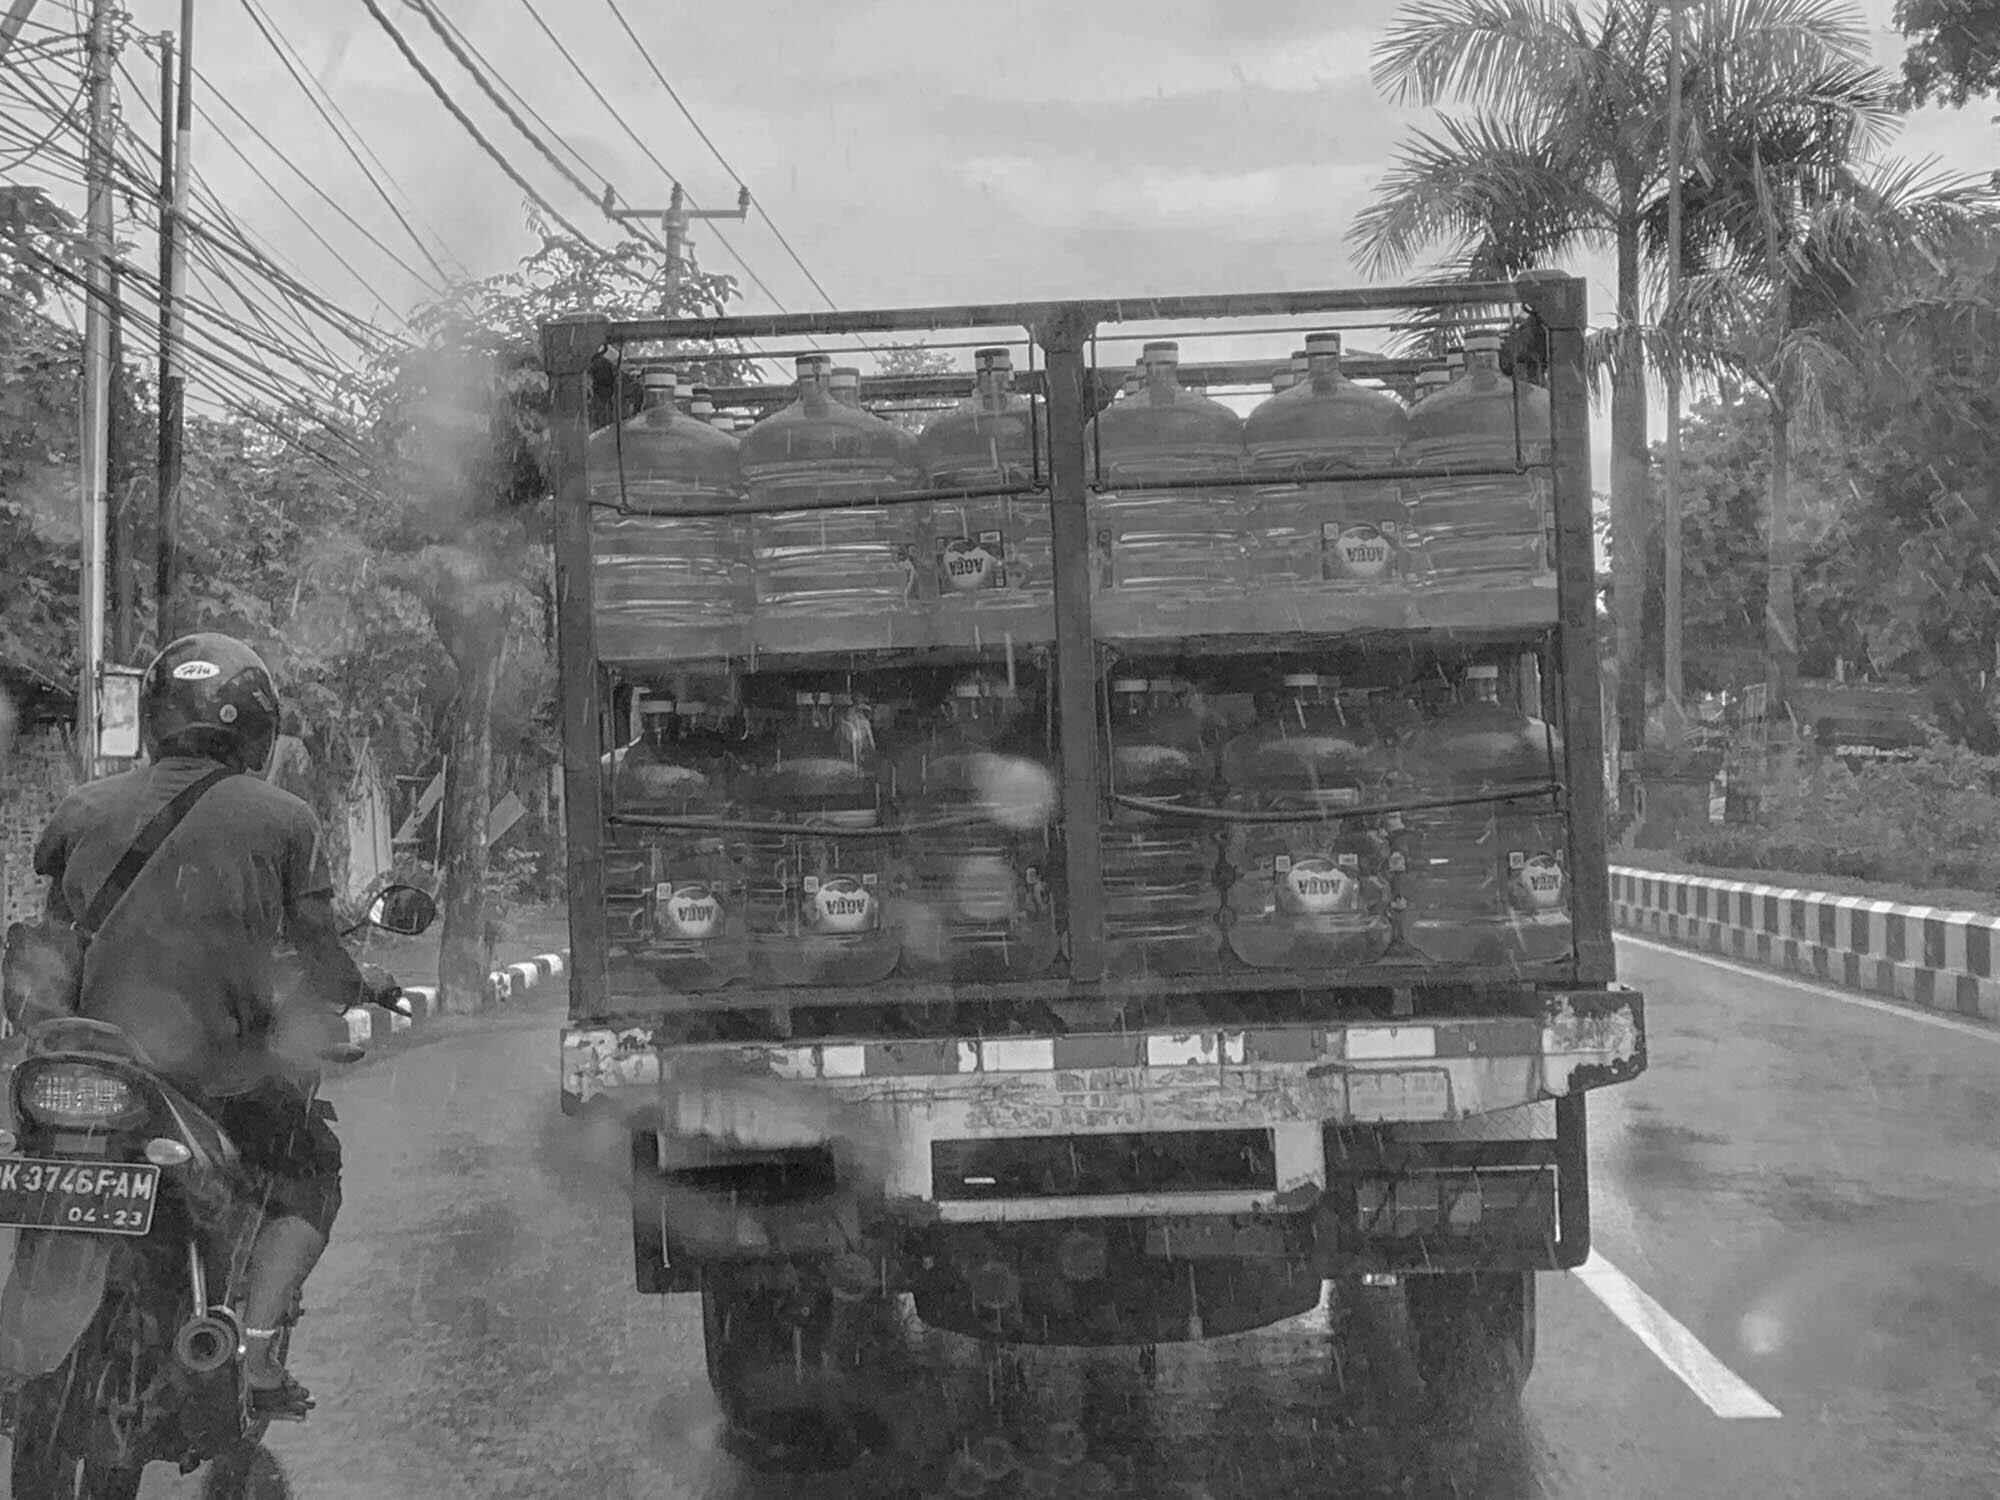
[565,988,1640,1282]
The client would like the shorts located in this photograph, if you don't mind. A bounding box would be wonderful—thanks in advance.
[210,1079,343,1237]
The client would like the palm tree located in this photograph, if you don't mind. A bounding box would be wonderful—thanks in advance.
[1664,153,1991,715]
[1352,0,1892,761]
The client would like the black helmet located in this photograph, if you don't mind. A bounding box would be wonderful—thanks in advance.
[142,633,280,773]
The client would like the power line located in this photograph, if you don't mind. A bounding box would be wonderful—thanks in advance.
[234,0,459,287]
[600,0,840,311]
[186,65,447,299]
[357,0,602,250]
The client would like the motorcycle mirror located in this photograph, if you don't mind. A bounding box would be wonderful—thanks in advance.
[366,884,437,937]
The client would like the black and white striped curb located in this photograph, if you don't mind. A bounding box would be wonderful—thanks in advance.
[1611,866,2000,1023]
[342,949,570,1047]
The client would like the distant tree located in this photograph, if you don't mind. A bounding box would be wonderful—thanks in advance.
[1894,0,2000,106]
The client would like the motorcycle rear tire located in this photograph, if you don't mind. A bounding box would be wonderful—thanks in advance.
[201,1439,293,1500]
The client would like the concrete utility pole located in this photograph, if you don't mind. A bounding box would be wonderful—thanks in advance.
[0,0,43,67]
[155,0,194,645]
[1662,0,1688,750]
[607,181,751,320]
[76,0,115,773]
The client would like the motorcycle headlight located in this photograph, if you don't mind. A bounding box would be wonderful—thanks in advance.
[15,1062,146,1130]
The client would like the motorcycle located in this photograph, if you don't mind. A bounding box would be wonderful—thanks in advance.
[0,883,437,1500]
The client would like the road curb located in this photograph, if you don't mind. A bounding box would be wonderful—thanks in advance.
[341,948,570,1048]
[1610,865,2000,1025]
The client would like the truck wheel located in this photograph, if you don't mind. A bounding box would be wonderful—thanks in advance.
[700,1267,890,1470]
[1404,1271,1536,1404]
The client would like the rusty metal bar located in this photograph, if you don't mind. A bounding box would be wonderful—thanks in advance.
[600,280,1539,345]
[544,315,612,1020]
[1041,306,1106,982]
[1523,273,1614,985]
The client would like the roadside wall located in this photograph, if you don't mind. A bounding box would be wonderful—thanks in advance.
[1610,865,2000,1025]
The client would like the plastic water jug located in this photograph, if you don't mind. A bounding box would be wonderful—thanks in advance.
[919,348,1053,631]
[895,674,1059,979]
[1404,334,1552,586]
[1219,672,1392,968]
[739,688,903,987]
[1101,678,1222,976]
[587,370,750,659]
[610,692,747,988]
[743,355,925,633]
[1087,342,1246,598]
[1244,331,1412,590]
[1395,663,1571,966]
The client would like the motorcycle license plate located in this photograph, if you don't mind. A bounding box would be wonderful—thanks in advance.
[0,1157,159,1236]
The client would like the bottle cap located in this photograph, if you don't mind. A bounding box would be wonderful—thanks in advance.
[1272,372,1296,393]
[642,369,677,395]
[710,416,735,431]
[794,355,822,381]
[988,348,1015,369]
[832,366,861,385]
[1465,332,1503,353]
[974,346,1007,369]
[1140,341,1179,364]
[1304,331,1343,355]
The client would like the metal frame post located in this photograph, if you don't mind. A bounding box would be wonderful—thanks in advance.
[545,317,612,1018]
[1525,272,1615,984]
[1037,305,1105,982]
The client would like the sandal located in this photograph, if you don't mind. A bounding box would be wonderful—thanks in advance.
[248,1373,315,1422]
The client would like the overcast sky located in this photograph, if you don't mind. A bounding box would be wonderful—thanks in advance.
[15,0,1995,475]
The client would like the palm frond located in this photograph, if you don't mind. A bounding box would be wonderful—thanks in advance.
[1370,0,1601,110]
[1348,111,1611,279]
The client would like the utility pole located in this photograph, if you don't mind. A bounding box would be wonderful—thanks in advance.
[155,0,193,645]
[0,0,43,66]
[607,182,751,319]
[76,0,115,774]
[108,259,135,663]
[1662,0,1687,750]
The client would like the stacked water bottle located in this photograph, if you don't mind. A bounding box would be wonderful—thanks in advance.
[584,335,1568,983]
[1097,661,1571,977]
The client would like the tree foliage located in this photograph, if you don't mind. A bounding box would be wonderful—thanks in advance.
[1894,0,2000,107]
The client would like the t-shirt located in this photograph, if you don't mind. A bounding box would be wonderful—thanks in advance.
[34,757,336,1096]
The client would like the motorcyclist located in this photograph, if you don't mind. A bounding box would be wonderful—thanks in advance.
[30,632,401,1419]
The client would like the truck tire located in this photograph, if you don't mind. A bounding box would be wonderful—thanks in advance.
[699,1267,891,1471]
[1404,1270,1536,1405]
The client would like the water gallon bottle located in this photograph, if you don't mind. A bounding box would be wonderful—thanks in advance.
[1218,672,1392,968]
[919,348,1053,640]
[1404,333,1552,588]
[1244,331,1411,593]
[611,691,747,989]
[1101,678,1222,977]
[1087,342,1246,609]
[740,688,903,987]
[742,355,925,649]
[895,674,1060,979]
[1396,662,1571,966]
[586,369,750,662]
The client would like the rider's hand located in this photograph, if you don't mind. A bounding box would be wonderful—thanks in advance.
[357,963,410,1017]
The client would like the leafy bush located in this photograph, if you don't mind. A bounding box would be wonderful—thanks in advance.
[1682,734,2000,893]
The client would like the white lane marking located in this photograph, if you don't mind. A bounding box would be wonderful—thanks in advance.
[1618,934,2000,1046]
[1571,1253,1781,1419]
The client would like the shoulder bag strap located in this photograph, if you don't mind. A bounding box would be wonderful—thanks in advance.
[79,766,238,937]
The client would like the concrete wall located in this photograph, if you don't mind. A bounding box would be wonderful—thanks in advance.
[1611,865,2000,1025]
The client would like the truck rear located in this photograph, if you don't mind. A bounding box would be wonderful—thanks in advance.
[544,273,1643,1442]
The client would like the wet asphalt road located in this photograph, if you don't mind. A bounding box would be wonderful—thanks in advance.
[53,936,2000,1499]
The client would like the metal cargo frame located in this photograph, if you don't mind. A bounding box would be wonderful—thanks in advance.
[541,273,1613,1023]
